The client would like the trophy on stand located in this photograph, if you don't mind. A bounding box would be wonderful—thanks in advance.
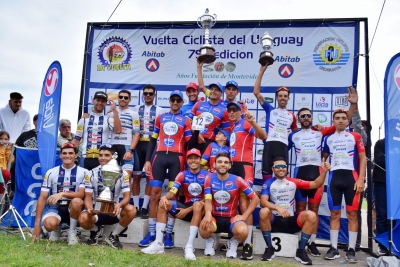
[259,32,275,66]
[197,8,217,63]
[93,153,122,215]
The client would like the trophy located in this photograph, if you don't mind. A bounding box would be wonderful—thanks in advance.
[93,154,123,215]
[259,32,275,66]
[197,8,217,63]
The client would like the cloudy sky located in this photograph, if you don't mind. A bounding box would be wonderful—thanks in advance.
[1,0,398,144]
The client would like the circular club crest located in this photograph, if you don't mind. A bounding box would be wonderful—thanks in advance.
[98,37,132,67]
[45,68,59,96]
[213,190,231,204]
[163,121,179,136]
[188,183,202,196]
[230,132,236,146]
[201,112,215,125]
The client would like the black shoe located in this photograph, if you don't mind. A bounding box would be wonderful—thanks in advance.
[221,242,243,251]
[106,233,123,249]
[355,243,362,252]
[140,208,149,219]
[295,248,312,265]
[324,246,340,260]
[345,248,357,263]
[307,242,321,256]
[135,207,141,218]
[378,244,389,256]
[261,247,275,261]
[86,227,101,246]
[240,243,253,260]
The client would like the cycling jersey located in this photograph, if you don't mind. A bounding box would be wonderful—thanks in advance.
[261,177,311,216]
[41,165,89,203]
[322,131,365,171]
[204,173,255,218]
[108,108,140,145]
[230,119,259,164]
[288,126,336,167]
[132,105,165,141]
[201,142,230,172]
[187,101,230,140]
[170,169,208,203]
[261,102,296,145]
[74,113,111,158]
[83,165,130,202]
[152,112,192,154]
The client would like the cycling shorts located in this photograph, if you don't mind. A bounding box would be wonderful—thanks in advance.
[169,201,194,222]
[262,141,288,175]
[42,205,70,224]
[112,144,135,172]
[150,152,184,188]
[271,212,303,234]
[294,165,323,204]
[230,161,254,187]
[328,169,361,211]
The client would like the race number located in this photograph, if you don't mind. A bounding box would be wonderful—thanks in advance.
[192,116,205,131]
[272,237,282,252]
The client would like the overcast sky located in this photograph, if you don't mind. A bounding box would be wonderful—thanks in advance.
[1,0,398,144]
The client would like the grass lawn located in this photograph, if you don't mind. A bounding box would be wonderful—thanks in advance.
[0,232,297,267]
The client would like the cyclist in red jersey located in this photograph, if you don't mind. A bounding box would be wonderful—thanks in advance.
[227,102,267,260]
[200,152,259,259]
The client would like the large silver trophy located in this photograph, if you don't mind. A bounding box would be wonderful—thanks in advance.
[259,32,275,66]
[197,8,217,63]
[93,153,123,215]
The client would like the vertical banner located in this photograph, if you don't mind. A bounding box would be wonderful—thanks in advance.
[384,52,400,219]
[37,61,62,175]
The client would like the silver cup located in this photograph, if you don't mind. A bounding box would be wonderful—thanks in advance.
[197,8,217,63]
[93,154,123,215]
[259,32,275,66]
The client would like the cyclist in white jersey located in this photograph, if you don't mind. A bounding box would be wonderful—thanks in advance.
[253,64,297,182]
[132,84,165,218]
[31,143,91,245]
[73,91,121,171]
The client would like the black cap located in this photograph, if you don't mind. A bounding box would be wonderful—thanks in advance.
[93,91,108,100]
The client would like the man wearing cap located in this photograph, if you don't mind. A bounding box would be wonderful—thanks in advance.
[181,82,200,116]
[253,64,297,182]
[73,91,121,171]
[139,90,198,247]
[15,114,38,148]
[0,92,31,143]
[201,129,230,173]
[227,101,267,260]
[132,84,165,218]
[141,148,208,260]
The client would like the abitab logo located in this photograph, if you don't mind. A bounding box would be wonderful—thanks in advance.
[317,114,327,123]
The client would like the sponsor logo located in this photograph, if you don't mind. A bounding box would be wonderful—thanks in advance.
[45,68,59,96]
[275,55,301,62]
[175,116,182,122]
[313,37,350,72]
[395,64,400,90]
[216,206,228,212]
[141,50,165,57]
[315,96,329,108]
[257,149,263,155]
[162,122,179,135]
[146,58,160,72]
[243,98,255,105]
[317,114,327,123]
[97,36,132,71]
[265,97,274,103]
[188,182,202,196]
[230,132,237,146]
[201,112,214,125]
[278,64,294,78]
[335,96,348,107]
[214,62,224,72]
[225,181,233,189]
[213,190,231,204]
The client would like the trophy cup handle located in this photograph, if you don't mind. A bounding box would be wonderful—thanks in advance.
[211,14,217,27]
[197,17,203,28]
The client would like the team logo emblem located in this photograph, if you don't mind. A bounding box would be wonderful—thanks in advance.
[97,37,132,71]
[395,64,400,90]
[45,68,59,96]
[146,58,160,72]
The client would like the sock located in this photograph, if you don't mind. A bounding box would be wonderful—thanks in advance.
[166,217,175,234]
[149,218,156,236]
[156,222,166,243]
[348,231,358,249]
[90,225,98,232]
[112,224,125,236]
[299,232,311,250]
[309,233,317,244]
[142,195,150,209]
[69,218,78,233]
[330,230,339,249]
[244,225,253,244]
[186,226,199,247]
[262,230,272,248]
[132,195,140,208]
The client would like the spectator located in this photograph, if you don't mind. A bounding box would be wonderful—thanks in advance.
[15,114,38,148]
[0,92,31,143]
[0,131,13,170]
[57,119,81,163]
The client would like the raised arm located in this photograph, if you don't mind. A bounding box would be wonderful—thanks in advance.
[253,64,269,105]
[197,60,209,96]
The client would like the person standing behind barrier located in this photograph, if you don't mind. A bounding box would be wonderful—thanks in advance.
[0,92,31,143]
[253,64,297,182]
[132,84,165,219]
[72,91,121,171]
[322,108,366,263]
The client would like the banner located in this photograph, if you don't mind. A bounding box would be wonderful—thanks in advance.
[375,221,400,257]
[37,61,62,176]
[384,52,400,220]
[1,147,61,227]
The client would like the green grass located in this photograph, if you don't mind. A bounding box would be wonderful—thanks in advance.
[0,232,296,267]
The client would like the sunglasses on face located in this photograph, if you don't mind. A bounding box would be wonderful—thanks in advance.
[227,108,240,113]
[143,92,155,96]
[61,152,75,155]
[273,164,287,169]
[170,98,183,103]
[119,95,130,100]
[299,114,312,119]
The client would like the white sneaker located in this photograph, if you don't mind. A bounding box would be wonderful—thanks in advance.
[184,245,196,260]
[68,230,79,245]
[141,241,165,254]
[204,237,215,256]
[226,237,239,258]
[49,226,60,241]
